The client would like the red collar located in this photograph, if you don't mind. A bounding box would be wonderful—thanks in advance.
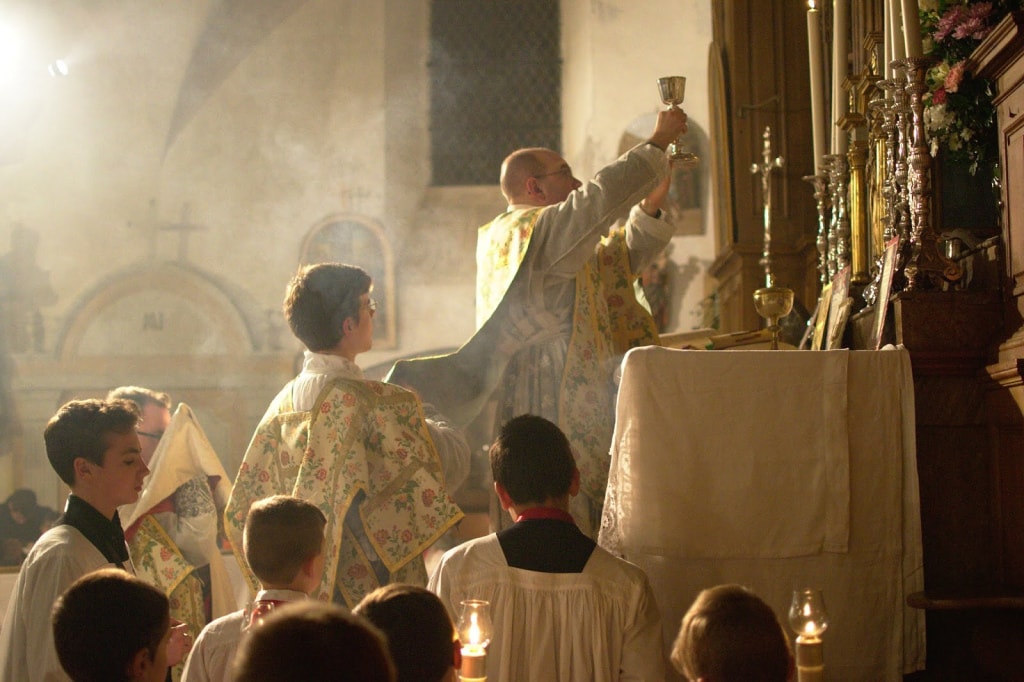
[515,507,576,524]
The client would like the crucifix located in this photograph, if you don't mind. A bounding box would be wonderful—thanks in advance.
[160,203,206,263]
[751,126,785,287]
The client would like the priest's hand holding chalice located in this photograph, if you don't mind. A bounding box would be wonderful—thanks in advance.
[657,76,699,168]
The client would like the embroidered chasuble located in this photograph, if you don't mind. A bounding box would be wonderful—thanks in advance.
[120,404,235,681]
[225,377,463,607]
[391,208,659,509]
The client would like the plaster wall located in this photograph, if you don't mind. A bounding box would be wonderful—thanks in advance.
[0,0,715,505]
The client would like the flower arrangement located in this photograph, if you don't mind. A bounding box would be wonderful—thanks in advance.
[920,0,1021,174]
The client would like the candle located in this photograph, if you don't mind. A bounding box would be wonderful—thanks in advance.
[795,635,825,682]
[883,0,892,78]
[890,0,907,63]
[831,0,850,155]
[457,600,491,682]
[901,0,923,58]
[460,643,487,681]
[806,1,827,172]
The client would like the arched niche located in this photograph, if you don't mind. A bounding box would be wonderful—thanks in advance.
[55,262,257,361]
[298,214,397,349]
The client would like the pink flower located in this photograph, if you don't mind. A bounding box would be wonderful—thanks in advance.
[944,62,967,93]
[401,530,413,543]
[933,87,948,105]
[421,488,436,506]
[953,15,988,40]
[934,6,967,42]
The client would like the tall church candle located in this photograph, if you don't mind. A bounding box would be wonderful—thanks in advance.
[807,1,827,171]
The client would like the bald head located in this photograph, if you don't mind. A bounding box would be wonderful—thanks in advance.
[500,147,580,207]
[500,148,550,203]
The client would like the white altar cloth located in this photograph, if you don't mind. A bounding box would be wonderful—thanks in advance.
[599,346,925,681]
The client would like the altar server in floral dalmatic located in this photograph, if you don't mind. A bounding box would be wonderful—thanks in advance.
[226,263,467,607]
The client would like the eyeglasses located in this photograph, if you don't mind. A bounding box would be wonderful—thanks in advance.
[533,166,573,181]
[137,430,164,441]
[362,297,377,315]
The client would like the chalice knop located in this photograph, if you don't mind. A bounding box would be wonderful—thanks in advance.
[657,76,699,168]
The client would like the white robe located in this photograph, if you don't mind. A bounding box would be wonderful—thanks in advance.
[181,588,308,682]
[0,525,126,682]
[428,533,666,682]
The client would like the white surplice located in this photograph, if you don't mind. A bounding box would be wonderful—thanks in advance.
[429,534,665,682]
[0,525,124,682]
[181,588,308,682]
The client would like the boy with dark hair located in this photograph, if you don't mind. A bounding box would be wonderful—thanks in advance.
[226,263,466,608]
[671,584,794,682]
[181,495,327,682]
[232,601,396,682]
[1,399,153,682]
[355,583,459,682]
[429,414,665,681]
[52,568,172,682]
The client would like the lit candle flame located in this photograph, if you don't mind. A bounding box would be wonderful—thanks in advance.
[468,612,481,645]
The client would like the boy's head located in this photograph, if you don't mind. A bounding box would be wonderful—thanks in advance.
[233,601,396,682]
[490,414,578,507]
[355,584,458,682]
[283,263,372,352]
[52,568,170,682]
[243,495,327,591]
[671,584,794,682]
[44,398,141,487]
[5,488,38,521]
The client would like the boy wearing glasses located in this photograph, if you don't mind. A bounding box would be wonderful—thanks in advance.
[107,386,235,665]
[225,263,467,608]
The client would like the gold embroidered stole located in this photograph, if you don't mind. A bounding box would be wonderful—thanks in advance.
[476,207,544,328]
[225,378,463,607]
[560,228,660,503]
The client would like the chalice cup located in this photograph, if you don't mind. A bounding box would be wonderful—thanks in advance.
[753,286,795,350]
[657,76,699,168]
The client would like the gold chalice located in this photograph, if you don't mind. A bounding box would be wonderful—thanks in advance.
[753,286,794,350]
[657,76,699,168]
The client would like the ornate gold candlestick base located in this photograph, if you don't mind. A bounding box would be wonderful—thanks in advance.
[753,286,795,350]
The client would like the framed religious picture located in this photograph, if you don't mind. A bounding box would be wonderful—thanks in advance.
[812,282,832,351]
[826,266,852,350]
[872,236,901,350]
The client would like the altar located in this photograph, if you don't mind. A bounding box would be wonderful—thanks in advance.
[599,346,925,681]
